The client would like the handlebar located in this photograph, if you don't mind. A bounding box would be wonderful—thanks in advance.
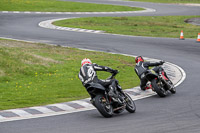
[160,60,165,65]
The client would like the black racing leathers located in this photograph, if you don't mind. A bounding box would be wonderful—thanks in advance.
[135,61,163,90]
[79,63,117,91]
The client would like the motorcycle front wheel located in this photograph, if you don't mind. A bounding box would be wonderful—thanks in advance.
[94,94,113,118]
[170,87,176,94]
[124,93,136,113]
[152,79,167,97]
[168,81,176,94]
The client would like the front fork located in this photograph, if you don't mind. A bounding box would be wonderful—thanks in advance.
[160,76,173,90]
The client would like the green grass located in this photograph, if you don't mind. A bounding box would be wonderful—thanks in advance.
[53,16,200,39]
[0,0,143,12]
[0,39,139,110]
[128,0,200,4]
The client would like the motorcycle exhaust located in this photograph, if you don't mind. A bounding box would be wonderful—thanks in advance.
[113,105,125,111]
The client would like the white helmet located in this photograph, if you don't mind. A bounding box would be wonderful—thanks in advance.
[81,58,92,66]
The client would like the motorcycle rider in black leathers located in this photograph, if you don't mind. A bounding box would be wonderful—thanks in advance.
[134,56,169,90]
[78,58,119,98]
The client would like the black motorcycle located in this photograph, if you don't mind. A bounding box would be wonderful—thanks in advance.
[85,72,136,118]
[142,64,176,97]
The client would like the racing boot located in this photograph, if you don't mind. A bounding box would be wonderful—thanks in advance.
[90,98,96,107]
[145,81,153,90]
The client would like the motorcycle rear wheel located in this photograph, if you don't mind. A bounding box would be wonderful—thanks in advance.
[94,94,113,118]
[152,79,167,97]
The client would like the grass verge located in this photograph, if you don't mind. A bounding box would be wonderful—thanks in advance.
[128,0,200,4]
[53,16,200,39]
[0,39,139,110]
[0,0,143,12]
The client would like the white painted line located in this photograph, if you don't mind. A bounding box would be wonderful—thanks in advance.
[24,11,31,14]
[0,115,5,120]
[79,29,87,32]
[94,31,103,33]
[86,30,95,32]
[13,11,20,13]
[2,11,9,13]
[0,7,156,15]
[58,26,64,29]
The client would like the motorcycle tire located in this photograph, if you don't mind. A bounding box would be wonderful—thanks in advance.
[151,79,167,97]
[170,87,176,94]
[94,94,113,118]
[168,81,176,94]
[124,93,136,113]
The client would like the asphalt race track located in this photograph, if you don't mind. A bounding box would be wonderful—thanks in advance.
[0,0,200,133]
